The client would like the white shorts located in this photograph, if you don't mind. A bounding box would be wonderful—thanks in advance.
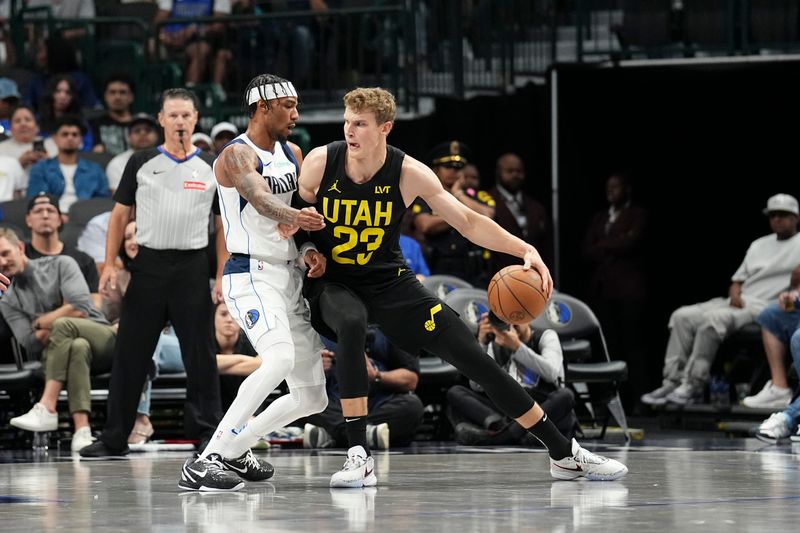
[222,257,325,389]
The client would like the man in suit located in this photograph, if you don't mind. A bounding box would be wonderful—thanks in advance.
[489,153,553,271]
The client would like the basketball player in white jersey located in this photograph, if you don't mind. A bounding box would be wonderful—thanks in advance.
[178,74,329,492]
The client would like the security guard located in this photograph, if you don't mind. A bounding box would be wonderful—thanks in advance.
[81,88,222,457]
[411,141,495,285]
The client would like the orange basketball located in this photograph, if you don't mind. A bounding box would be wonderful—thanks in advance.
[487,265,547,324]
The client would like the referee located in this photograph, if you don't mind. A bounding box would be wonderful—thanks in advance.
[81,88,222,457]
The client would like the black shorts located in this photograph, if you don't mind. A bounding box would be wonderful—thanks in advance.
[305,270,460,354]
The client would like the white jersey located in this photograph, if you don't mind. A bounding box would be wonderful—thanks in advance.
[215,133,300,262]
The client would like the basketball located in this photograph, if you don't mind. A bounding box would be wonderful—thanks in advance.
[487,265,548,324]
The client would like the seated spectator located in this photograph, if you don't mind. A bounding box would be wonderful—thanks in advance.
[77,212,111,267]
[105,114,159,193]
[303,325,425,450]
[24,36,99,112]
[0,227,113,452]
[27,116,109,214]
[0,77,21,136]
[38,75,93,150]
[155,0,232,87]
[446,313,576,445]
[26,0,96,42]
[741,265,800,409]
[0,152,24,201]
[412,141,494,285]
[130,301,261,444]
[0,105,58,185]
[24,193,99,302]
[754,322,800,442]
[399,234,430,280]
[191,132,213,153]
[642,194,800,406]
[90,75,136,156]
[209,121,237,154]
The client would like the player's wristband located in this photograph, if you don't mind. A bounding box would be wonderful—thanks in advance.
[299,242,318,258]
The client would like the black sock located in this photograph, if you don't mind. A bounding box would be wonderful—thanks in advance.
[526,413,572,460]
[344,415,371,456]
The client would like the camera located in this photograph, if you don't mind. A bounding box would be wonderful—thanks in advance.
[485,310,509,343]
[32,138,46,153]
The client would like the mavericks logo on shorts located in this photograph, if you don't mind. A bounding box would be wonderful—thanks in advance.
[245,309,260,329]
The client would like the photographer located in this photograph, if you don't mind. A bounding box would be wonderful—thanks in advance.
[446,312,577,445]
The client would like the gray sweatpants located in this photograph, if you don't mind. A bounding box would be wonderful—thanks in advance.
[662,297,762,387]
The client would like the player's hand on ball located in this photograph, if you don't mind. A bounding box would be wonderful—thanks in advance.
[304,250,327,278]
[296,206,325,231]
[522,248,553,299]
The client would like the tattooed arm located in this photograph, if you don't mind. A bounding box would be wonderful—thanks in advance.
[215,142,324,230]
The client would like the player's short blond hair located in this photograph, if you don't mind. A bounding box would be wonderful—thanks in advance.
[343,87,396,125]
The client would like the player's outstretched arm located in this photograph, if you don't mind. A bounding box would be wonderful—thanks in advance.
[216,142,324,230]
[402,157,553,296]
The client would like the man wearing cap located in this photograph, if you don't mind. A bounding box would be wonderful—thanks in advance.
[80,88,223,459]
[105,113,159,194]
[0,77,21,138]
[24,192,99,300]
[90,75,136,156]
[26,116,109,214]
[191,132,213,153]
[642,193,800,406]
[411,140,495,284]
[210,121,238,155]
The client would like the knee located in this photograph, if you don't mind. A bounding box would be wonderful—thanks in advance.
[70,338,91,359]
[790,329,800,355]
[407,394,425,420]
[669,306,692,329]
[446,385,468,404]
[551,387,575,409]
[51,317,77,338]
[302,385,329,415]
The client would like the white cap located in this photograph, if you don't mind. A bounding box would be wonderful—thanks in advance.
[210,122,237,140]
[763,193,799,216]
[191,132,212,147]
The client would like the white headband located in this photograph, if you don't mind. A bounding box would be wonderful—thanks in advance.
[247,82,298,105]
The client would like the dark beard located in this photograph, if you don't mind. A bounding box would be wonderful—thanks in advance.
[61,147,79,155]
[274,132,288,144]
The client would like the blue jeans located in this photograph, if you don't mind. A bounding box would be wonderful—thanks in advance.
[136,328,185,416]
[784,329,800,425]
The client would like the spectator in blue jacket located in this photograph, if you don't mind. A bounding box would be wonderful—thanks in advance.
[399,234,430,280]
[27,116,109,215]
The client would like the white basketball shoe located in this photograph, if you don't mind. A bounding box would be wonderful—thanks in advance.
[550,439,629,481]
[330,445,377,488]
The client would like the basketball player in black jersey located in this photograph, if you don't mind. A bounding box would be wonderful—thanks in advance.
[291,87,627,487]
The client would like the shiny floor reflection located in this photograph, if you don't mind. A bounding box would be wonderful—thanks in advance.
[1,439,799,532]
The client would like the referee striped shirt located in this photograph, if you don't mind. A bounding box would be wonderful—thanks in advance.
[114,146,217,250]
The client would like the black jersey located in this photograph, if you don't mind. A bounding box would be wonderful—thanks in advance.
[312,141,407,281]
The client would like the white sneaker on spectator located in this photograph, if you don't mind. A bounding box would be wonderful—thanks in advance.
[641,383,678,406]
[756,412,793,443]
[665,382,704,405]
[550,439,628,481]
[10,403,57,432]
[366,423,389,450]
[71,426,95,452]
[742,381,792,409]
[303,423,335,449]
[330,445,377,488]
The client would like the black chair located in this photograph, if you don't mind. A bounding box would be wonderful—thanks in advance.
[0,338,44,443]
[77,151,114,172]
[421,274,474,300]
[532,292,630,441]
[67,198,115,227]
[0,199,31,240]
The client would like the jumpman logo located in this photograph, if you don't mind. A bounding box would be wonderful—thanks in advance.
[328,180,342,194]
[398,267,407,277]
[424,304,442,332]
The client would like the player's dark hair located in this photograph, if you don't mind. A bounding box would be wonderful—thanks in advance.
[160,88,199,112]
[243,73,291,117]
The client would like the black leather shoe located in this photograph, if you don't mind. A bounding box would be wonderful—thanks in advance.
[79,440,130,458]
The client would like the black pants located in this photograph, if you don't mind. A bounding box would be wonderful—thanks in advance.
[307,393,425,447]
[101,247,221,450]
[446,384,576,444]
